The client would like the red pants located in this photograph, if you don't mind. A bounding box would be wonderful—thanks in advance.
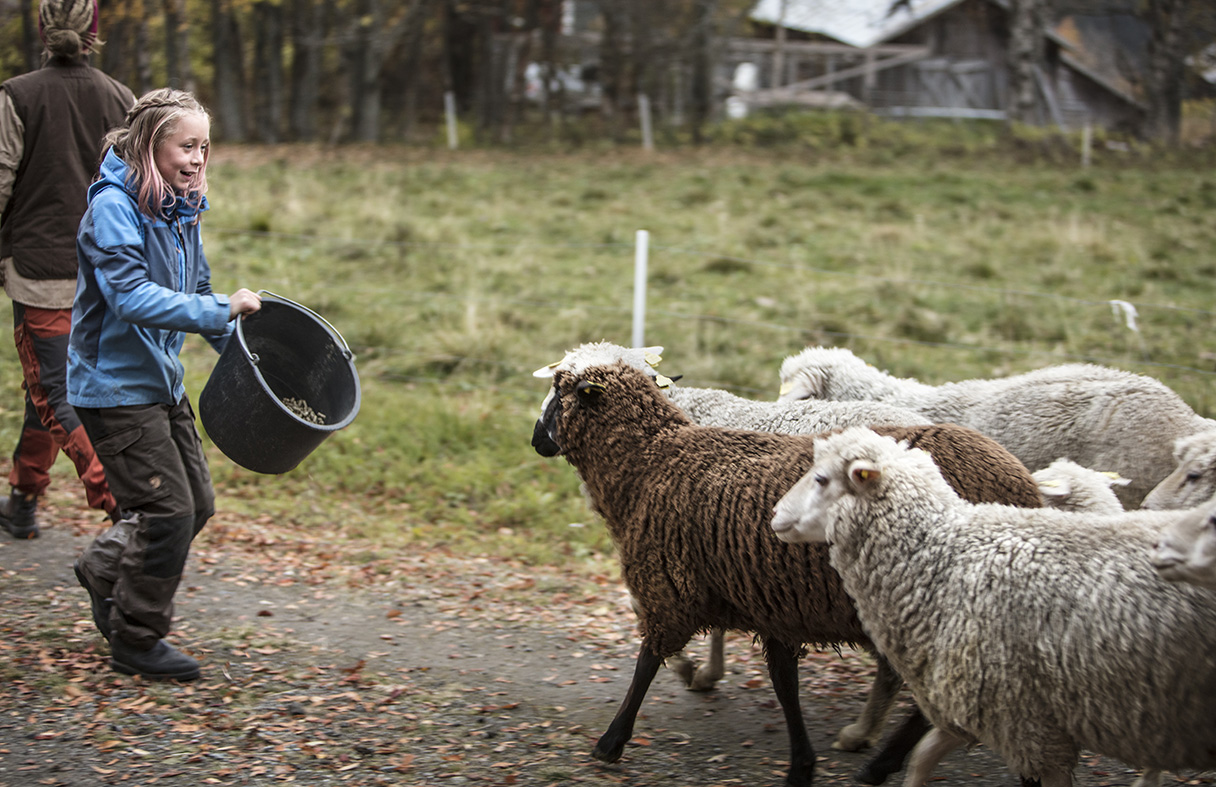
[9,303,116,515]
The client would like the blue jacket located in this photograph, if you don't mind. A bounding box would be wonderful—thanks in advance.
[69,149,232,408]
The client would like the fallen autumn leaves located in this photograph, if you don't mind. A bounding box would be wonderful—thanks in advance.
[1,494,877,787]
[2,492,1210,787]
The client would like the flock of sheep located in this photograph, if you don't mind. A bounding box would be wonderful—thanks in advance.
[530,341,1216,787]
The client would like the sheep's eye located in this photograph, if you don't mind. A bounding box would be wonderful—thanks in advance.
[1186,471,1202,482]
[814,473,830,487]
[1207,515,1216,532]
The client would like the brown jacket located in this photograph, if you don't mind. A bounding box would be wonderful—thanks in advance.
[0,56,133,284]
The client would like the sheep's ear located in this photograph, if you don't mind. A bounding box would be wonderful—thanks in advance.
[848,460,882,490]
[576,380,606,400]
[1038,479,1071,498]
[534,360,562,378]
[1100,471,1132,487]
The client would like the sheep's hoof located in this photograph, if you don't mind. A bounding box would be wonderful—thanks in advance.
[592,738,625,764]
[687,667,720,692]
[831,722,874,752]
[853,763,890,786]
[667,655,697,688]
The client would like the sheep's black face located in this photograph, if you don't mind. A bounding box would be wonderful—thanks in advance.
[532,388,563,457]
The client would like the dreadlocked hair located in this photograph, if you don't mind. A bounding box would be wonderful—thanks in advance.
[102,88,211,222]
[38,0,100,57]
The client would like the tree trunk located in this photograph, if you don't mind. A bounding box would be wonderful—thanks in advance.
[134,11,152,94]
[99,3,131,86]
[474,9,501,142]
[288,0,323,141]
[347,2,381,143]
[598,0,626,138]
[20,0,39,71]
[396,0,434,140]
[344,0,430,143]
[163,0,195,92]
[1144,0,1187,143]
[1007,0,1047,125]
[631,0,656,112]
[253,1,285,143]
[211,0,247,142]
[689,0,717,144]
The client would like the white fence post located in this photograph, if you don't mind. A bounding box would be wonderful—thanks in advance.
[638,94,654,152]
[632,230,649,348]
[445,91,458,150]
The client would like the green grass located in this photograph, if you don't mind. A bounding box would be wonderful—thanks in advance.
[4,120,1216,567]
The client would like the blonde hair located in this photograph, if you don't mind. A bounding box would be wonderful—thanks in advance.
[103,88,211,221]
[38,0,100,57]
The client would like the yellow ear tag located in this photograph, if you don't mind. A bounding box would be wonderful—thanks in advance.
[1100,472,1120,480]
[779,381,793,396]
[655,374,673,389]
[1040,480,1061,488]
[644,352,662,366]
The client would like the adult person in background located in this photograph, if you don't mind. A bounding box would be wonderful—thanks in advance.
[0,0,133,538]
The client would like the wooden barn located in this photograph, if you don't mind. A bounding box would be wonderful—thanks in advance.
[736,0,1148,131]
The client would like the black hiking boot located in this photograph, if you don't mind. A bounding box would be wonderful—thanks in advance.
[109,638,200,682]
[73,560,112,640]
[0,489,38,539]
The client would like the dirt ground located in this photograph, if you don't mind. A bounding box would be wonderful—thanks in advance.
[1,494,1211,787]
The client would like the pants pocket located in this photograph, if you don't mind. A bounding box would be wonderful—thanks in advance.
[91,425,175,508]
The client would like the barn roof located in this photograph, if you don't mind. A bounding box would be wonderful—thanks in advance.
[747,0,1150,107]
[748,0,967,49]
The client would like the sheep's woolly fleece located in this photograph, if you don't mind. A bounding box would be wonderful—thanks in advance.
[776,427,1216,782]
[777,346,1216,507]
[535,341,932,435]
[542,361,1042,657]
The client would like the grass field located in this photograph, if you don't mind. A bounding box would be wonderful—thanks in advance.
[3,119,1215,567]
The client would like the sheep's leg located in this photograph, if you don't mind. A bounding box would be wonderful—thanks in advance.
[854,705,932,785]
[834,652,904,751]
[1028,771,1074,787]
[1131,770,1163,787]
[901,726,966,787]
[691,628,725,690]
[592,645,664,764]
[764,637,816,787]
[667,629,726,691]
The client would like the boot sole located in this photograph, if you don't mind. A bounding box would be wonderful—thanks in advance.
[1,520,39,539]
[109,658,200,682]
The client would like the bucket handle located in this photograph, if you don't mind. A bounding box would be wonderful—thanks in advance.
[255,290,356,363]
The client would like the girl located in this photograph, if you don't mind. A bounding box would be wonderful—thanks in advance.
[69,88,261,681]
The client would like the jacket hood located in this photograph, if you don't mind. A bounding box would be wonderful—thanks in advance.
[91,148,209,221]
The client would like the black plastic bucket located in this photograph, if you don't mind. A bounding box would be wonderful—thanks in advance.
[199,292,360,474]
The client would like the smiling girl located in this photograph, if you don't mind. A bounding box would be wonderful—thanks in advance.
[69,88,261,680]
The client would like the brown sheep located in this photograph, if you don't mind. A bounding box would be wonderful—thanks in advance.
[532,361,1041,787]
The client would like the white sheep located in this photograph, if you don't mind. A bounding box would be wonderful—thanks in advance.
[777,346,1216,507]
[1142,430,1216,511]
[537,341,931,706]
[1151,502,1216,591]
[771,426,1216,787]
[1032,458,1128,514]
[1006,458,1170,787]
